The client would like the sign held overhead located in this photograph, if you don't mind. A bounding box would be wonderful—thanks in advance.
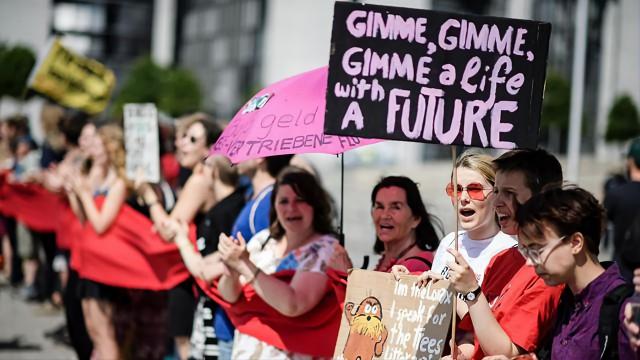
[324,2,551,150]
[123,103,160,184]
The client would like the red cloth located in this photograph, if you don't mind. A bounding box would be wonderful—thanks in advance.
[78,197,189,290]
[195,268,347,357]
[467,250,563,360]
[160,153,180,188]
[54,201,76,250]
[400,250,435,273]
[67,208,86,272]
[0,179,63,233]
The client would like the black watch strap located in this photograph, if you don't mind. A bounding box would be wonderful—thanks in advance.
[463,286,482,302]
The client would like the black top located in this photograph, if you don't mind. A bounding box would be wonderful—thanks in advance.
[604,181,640,251]
[196,187,246,256]
[604,181,640,275]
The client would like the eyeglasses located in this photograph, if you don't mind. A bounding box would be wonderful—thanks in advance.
[445,183,493,201]
[518,235,567,265]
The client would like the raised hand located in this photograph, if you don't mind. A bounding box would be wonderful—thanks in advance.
[445,248,479,294]
[218,232,248,270]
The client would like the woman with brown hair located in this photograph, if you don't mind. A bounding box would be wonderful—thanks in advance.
[371,175,441,273]
[217,167,351,359]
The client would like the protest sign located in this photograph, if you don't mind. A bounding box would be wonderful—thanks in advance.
[123,104,160,183]
[324,2,551,150]
[27,38,115,114]
[334,269,453,360]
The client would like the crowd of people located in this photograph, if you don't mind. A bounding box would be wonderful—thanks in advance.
[0,107,639,360]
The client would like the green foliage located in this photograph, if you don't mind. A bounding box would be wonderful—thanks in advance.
[112,57,202,117]
[605,94,640,142]
[158,68,201,117]
[0,44,36,98]
[541,72,571,130]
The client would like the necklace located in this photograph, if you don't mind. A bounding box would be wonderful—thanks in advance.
[374,242,416,272]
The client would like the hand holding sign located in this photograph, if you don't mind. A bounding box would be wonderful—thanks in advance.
[445,248,480,294]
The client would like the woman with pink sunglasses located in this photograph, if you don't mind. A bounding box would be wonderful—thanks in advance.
[394,150,515,292]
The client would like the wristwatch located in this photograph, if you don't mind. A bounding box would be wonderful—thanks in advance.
[463,286,481,302]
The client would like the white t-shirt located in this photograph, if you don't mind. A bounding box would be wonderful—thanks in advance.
[431,230,516,285]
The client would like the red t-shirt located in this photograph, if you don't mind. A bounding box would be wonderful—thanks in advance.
[459,246,525,332]
[469,256,563,359]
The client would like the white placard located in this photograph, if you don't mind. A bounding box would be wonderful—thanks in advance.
[124,103,160,183]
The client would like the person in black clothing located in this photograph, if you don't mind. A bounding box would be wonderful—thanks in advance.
[604,137,640,280]
[165,154,246,359]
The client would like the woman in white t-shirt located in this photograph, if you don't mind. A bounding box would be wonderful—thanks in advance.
[393,150,516,287]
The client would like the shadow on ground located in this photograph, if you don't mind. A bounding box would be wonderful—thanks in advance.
[0,337,41,351]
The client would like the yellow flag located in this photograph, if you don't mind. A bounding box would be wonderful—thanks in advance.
[27,38,115,114]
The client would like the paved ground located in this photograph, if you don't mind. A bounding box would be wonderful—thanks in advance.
[0,279,76,360]
[0,153,618,359]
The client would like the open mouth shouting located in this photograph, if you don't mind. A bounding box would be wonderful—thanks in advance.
[459,207,476,221]
[377,222,395,235]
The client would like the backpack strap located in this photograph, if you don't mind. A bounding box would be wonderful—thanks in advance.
[598,283,634,359]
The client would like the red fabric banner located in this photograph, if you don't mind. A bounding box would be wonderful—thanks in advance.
[195,269,348,357]
[78,197,189,290]
[55,202,78,250]
[0,177,63,233]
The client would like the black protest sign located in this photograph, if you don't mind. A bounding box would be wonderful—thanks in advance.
[324,2,551,150]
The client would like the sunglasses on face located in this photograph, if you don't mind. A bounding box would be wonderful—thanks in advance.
[445,182,493,201]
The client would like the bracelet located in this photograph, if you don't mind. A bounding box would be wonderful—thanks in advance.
[247,267,261,285]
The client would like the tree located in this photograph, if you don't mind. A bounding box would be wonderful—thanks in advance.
[157,68,201,117]
[541,72,571,151]
[0,44,36,98]
[605,94,640,142]
[541,72,571,130]
[111,57,202,117]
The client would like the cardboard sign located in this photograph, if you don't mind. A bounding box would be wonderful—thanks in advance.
[334,269,453,360]
[324,2,551,150]
[123,104,160,183]
[27,38,115,114]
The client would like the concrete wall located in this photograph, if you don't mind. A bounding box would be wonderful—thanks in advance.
[260,0,432,86]
[596,0,640,161]
[0,0,50,51]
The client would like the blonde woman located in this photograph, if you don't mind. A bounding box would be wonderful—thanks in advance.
[393,150,516,317]
[68,124,129,360]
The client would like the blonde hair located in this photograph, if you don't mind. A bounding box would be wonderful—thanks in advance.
[454,149,496,186]
[97,124,128,185]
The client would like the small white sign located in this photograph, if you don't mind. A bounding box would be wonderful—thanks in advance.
[124,103,160,183]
